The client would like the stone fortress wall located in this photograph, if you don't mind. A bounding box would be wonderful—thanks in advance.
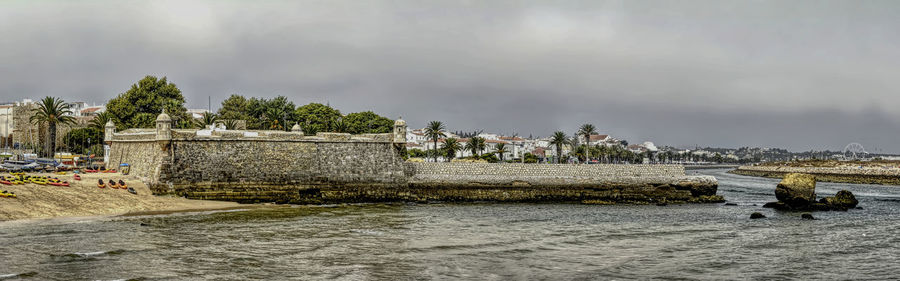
[105,113,720,204]
[411,162,685,178]
[732,165,900,185]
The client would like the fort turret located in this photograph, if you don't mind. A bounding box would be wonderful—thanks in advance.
[104,120,116,145]
[156,110,172,150]
[393,117,407,145]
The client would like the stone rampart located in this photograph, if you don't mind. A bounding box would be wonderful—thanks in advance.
[410,162,684,178]
[106,115,720,204]
[731,165,900,185]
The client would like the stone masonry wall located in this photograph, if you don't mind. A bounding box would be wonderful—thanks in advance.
[161,140,406,187]
[732,165,900,185]
[108,127,719,204]
[107,140,168,182]
[410,163,685,178]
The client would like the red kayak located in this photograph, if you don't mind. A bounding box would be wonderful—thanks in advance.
[49,182,70,187]
[73,174,81,181]
[0,180,11,185]
[85,169,99,173]
[102,170,117,173]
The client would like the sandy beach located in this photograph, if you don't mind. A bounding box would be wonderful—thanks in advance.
[0,172,245,221]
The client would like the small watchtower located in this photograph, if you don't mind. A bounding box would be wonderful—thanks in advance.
[104,120,116,145]
[393,117,407,144]
[156,110,172,150]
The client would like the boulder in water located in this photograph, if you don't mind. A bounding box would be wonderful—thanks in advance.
[801,213,815,220]
[775,173,817,207]
[821,190,858,209]
[750,212,766,219]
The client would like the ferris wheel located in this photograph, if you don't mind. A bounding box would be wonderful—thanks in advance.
[843,143,867,160]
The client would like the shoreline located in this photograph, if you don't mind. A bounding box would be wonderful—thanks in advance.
[729,167,900,185]
[0,172,248,222]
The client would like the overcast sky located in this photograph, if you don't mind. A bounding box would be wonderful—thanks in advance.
[2,0,899,152]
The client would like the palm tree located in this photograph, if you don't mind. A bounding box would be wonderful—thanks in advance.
[424,121,446,162]
[264,107,287,130]
[89,112,112,129]
[596,144,608,163]
[331,118,348,133]
[474,137,486,156]
[222,119,238,130]
[30,96,76,157]
[549,131,569,164]
[193,112,219,129]
[577,124,596,162]
[495,143,507,162]
[443,138,462,161]
[464,137,486,158]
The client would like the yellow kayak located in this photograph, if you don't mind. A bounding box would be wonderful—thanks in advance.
[0,191,16,198]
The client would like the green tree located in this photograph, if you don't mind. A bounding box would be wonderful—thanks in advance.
[495,143,508,162]
[407,148,426,158]
[577,123,597,162]
[263,96,296,131]
[713,152,724,163]
[193,112,218,129]
[465,136,486,157]
[479,153,499,163]
[106,75,189,130]
[549,131,570,164]
[217,94,250,121]
[89,112,112,130]
[424,121,446,162]
[63,127,102,155]
[30,96,77,157]
[222,119,239,130]
[523,152,538,163]
[294,103,340,134]
[331,117,349,133]
[443,138,462,161]
[344,111,394,134]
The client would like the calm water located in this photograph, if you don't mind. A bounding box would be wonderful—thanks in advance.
[2,169,899,280]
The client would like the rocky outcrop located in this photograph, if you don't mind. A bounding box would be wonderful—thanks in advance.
[750,212,766,219]
[819,190,858,211]
[763,173,860,212]
[774,173,816,207]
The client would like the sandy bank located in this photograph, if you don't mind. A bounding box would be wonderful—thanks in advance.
[0,172,244,221]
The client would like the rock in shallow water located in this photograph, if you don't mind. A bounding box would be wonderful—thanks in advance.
[801,213,816,220]
[750,212,766,219]
[775,173,817,207]
[820,190,859,209]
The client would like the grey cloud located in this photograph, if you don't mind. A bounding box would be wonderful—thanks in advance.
[1,0,898,152]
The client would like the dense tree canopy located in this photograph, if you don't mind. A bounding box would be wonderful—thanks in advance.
[294,103,342,135]
[217,94,250,121]
[343,111,393,134]
[63,127,102,155]
[217,95,394,135]
[106,76,189,130]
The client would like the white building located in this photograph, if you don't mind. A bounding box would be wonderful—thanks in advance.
[187,109,211,119]
[0,104,12,148]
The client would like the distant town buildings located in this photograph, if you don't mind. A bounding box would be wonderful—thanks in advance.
[1,99,101,151]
